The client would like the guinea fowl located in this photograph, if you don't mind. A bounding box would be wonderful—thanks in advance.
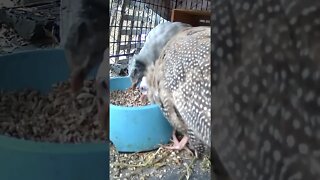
[128,21,191,89]
[213,0,320,179]
[145,26,211,157]
[62,0,108,131]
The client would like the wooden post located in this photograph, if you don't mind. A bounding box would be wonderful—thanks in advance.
[171,9,210,26]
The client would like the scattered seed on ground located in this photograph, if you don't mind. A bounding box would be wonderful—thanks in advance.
[109,142,211,180]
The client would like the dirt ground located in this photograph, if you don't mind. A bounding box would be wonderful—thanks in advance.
[0,23,57,54]
[109,142,211,180]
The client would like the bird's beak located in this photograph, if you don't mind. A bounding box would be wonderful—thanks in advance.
[140,94,147,102]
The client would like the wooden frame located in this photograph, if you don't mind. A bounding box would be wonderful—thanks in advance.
[171,9,210,26]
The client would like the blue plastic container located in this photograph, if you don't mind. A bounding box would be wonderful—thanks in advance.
[110,76,173,152]
[0,49,107,180]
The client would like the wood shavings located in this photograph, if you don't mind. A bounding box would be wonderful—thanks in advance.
[0,0,15,8]
[0,80,107,143]
[0,24,29,53]
[110,87,150,106]
[109,143,211,180]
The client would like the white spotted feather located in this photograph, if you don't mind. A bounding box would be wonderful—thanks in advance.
[146,26,211,153]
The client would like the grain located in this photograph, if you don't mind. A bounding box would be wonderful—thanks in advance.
[110,87,150,106]
[110,143,211,179]
[0,80,107,143]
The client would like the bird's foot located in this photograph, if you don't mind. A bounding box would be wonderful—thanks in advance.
[163,135,189,150]
[160,130,194,156]
[161,130,192,153]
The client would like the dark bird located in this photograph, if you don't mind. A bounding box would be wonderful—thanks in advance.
[62,0,108,131]
[145,26,211,157]
[213,0,320,179]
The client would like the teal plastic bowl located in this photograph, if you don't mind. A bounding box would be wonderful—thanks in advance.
[0,49,107,180]
[110,76,173,152]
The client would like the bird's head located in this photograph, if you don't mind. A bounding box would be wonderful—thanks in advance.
[138,76,149,101]
[128,55,147,89]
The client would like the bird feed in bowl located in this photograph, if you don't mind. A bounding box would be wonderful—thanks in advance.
[110,87,150,106]
[0,80,107,143]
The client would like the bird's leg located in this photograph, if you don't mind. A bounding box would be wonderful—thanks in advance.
[163,130,189,150]
[96,78,109,132]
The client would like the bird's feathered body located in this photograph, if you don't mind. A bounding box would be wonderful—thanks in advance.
[62,0,108,131]
[213,0,320,179]
[146,63,189,136]
[63,0,107,91]
[95,52,109,131]
[146,26,211,155]
[129,22,191,87]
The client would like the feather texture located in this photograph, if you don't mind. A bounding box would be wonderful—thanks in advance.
[128,22,191,87]
[146,26,211,155]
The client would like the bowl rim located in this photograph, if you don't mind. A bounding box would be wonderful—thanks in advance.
[110,76,160,110]
[110,103,159,110]
[0,48,64,58]
[0,131,106,154]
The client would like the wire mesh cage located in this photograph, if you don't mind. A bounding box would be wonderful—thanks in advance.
[109,0,211,76]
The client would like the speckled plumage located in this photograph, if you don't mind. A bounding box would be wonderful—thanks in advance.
[213,0,320,179]
[146,26,211,155]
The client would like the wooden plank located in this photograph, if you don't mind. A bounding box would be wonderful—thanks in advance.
[139,0,210,20]
[171,9,210,26]
[175,0,211,11]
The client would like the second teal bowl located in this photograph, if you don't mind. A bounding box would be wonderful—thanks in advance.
[110,76,173,152]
